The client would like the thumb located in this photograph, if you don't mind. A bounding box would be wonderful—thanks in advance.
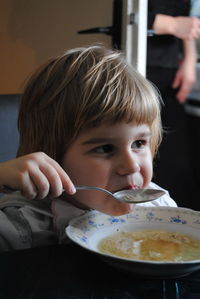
[172,72,181,89]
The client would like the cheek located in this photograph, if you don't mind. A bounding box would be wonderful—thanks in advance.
[62,154,109,186]
[142,153,153,186]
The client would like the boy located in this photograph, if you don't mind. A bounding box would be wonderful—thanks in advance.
[0,45,176,251]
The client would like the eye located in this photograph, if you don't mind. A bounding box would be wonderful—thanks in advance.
[92,144,114,154]
[132,139,147,149]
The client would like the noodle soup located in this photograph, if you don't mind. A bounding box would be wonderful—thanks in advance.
[98,230,200,262]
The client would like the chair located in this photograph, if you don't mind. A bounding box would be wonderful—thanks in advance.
[0,94,20,162]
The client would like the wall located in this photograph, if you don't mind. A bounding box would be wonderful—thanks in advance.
[0,0,112,94]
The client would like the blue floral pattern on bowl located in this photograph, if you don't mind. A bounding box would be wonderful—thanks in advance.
[170,215,187,224]
[66,206,200,247]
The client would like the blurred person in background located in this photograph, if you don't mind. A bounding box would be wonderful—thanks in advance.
[146,0,200,208]
[186,0,200,207]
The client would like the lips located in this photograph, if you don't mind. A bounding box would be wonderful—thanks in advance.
[126,184,140,190]
[113,184,140,193]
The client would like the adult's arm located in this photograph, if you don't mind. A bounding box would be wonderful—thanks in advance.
[152,14,200,40]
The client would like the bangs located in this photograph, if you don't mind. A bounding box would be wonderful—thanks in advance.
[72,53,162,156]
[77,62,161,130]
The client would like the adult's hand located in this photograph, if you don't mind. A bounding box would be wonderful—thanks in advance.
[172,39,197,103]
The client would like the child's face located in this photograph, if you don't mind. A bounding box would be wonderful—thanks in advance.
[62,121,153,216]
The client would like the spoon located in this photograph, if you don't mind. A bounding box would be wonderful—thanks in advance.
[1,185,165,204]
[75,185,165,204]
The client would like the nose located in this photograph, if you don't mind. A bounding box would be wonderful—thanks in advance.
[116,150,140,176]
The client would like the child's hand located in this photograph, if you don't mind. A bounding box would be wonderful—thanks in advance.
[0,152,76,199]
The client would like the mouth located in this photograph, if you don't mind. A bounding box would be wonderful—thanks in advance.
[126,184,140,190]
[114,184,140,193]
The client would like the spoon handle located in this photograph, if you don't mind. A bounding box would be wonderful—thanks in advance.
[0,185,115,198]
[75,185,115,198]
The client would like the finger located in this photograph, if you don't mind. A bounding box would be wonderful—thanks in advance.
[38,163,64,198]
[45,157,76,195]
[172,73,181,89]
[20,172,39,199]
[176,90,186,103]
[28,166,51,199]
[176,84,190,103]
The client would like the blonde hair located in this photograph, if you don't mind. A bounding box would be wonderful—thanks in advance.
[17,45,162,163]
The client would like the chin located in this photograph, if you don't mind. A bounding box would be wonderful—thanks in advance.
[101,203,134,216]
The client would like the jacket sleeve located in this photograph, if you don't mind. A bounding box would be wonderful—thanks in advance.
[0,207,32,251]
[0,193,58,251]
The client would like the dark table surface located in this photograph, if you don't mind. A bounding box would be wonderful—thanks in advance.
[1,243,200,299]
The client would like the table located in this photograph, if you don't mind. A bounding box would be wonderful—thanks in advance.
[0,243,200,299]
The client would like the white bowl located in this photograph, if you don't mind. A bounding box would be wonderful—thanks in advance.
[66,206,200,278]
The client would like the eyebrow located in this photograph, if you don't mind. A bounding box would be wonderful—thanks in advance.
[82,138,114,145]
[139,132,152,138]
[82,132,152,145]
